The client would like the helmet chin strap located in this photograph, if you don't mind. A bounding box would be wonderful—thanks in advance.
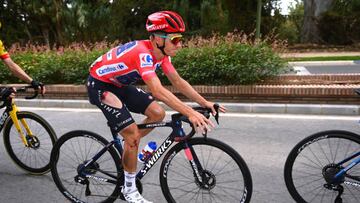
[156,39,167,56]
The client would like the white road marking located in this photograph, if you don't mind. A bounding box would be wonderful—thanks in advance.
[293,66,311,75]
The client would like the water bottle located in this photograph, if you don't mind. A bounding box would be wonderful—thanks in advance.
[138,141,157,163]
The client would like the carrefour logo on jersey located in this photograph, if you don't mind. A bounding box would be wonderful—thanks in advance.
[96,62,128,76]
[139,53,153,67]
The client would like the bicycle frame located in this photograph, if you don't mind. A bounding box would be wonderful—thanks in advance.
[334,151,360,182]
[78,117,205,184]
[136,121,186,179]
[332,90,360,185]
[0,100,33,146]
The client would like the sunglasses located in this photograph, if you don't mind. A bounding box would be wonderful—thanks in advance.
[154,34,183,45]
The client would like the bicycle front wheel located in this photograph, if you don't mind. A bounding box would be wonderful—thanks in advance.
[3,111,57,174]
[284,130,360,203]
[160,137,252,203]
[51,130,122,203]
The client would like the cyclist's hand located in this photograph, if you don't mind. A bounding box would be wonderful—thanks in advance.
[203,101,227,115]
[0,87,16,100]
[31,80,46,95]
[188,110,215,134]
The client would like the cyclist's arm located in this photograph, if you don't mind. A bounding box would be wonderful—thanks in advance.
[166,71,227,114]
[2,57,33,83]
[166,71,207,106]
[144,76,214,129]
[144,75,193,116]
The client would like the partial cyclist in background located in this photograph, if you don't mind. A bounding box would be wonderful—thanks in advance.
[87,11,226,203]
[0,21,45,99]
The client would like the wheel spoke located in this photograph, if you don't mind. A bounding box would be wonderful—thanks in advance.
[161,138,252,203]
[51,131,121,203]
[285,131,360,203]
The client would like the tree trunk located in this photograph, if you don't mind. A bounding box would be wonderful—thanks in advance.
[216,0,224,19]
[24,25,33,42]
[301,0,334,43]
[41,26,50,48]
[52,0,64,46]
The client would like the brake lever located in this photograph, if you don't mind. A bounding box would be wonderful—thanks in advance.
[214,103,220,124]
[202,128,208,139]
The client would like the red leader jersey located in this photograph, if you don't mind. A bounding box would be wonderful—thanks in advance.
[89,40,176,87]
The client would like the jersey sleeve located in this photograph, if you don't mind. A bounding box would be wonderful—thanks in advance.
[0,40,10,60]
[136,53,157,81]
[161,56,176,75]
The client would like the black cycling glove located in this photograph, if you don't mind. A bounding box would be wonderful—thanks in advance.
[31,80,44,89]
[0,87,15,100]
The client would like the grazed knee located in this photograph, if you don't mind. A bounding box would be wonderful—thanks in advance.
[146,103,165,122]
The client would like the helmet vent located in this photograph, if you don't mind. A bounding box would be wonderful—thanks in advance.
[167,13,181,28]
[165,18,176,29]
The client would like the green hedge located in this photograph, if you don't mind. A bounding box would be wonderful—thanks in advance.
[0,42,286,85]
[0,50,104,84]
[169,42,287,85]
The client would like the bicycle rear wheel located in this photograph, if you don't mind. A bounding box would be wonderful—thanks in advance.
[284,130,360,203]
[160,137,252,203]
[3,111,57,174]
[51,130,122,203]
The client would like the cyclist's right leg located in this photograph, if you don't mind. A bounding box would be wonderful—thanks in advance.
[86,76,152,203]
[100,100,152,203]
[119,124,151,203]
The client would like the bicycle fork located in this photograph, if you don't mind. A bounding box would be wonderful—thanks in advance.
[9,103,34,147]
[184,142,216,190]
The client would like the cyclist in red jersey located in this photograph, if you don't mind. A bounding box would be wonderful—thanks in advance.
[87,11,226,203]
[0,21,45,98]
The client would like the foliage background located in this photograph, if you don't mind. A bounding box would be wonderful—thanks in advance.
[0,33,287,85]
[0,0,291,46]
[0,0,358,85]
[2,0,359,47]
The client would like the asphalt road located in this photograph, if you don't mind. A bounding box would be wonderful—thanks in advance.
[305,64,360,74]
[0,108,359,203]
[291,62,360,75]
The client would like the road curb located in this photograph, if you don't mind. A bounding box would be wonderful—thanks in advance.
[15,99,360,116]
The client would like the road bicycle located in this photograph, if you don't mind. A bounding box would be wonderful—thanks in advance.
[50,104,253,203]
[284,90,360,202]
[284,130,360,203]
[283,89,360,203]
[0,86,57,174]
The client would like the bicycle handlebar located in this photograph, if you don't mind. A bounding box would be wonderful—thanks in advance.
[17,86,40,99]
[0,86,40,109]
[172,103,220,142]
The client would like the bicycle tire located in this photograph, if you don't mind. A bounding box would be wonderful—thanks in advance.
[51,130,123,203]
[3,111,57,174]
[159,137,252,203]
[284,130,360,203]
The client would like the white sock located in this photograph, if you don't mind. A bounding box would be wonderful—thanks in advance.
[124,171,137,194]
